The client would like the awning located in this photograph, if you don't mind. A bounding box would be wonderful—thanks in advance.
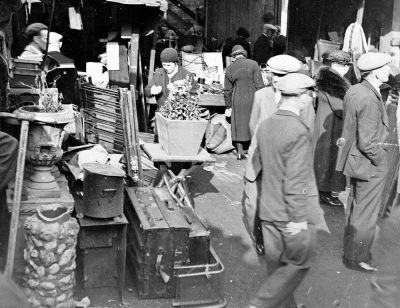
[106,0,168,12]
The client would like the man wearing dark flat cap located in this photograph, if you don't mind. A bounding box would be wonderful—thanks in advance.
[336,52,392,273]
[248,73,327,308]
[224,45,264,160]
[253,24,277,67]
[19,23,48,60]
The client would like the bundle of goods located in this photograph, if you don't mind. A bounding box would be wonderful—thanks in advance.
[198,83,224,95]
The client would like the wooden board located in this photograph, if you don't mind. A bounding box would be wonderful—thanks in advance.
[142,143,215,163]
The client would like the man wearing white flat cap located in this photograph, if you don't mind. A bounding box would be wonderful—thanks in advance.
[336,52,392,273]
[248,73,327,308]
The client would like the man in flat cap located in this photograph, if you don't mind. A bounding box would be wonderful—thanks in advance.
[336,52,391,272]
[253,24,277,67]
[19,23,48,60]
[248,73,327,308]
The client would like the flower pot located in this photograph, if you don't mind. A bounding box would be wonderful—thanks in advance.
[24,203,80,308]
[156,113,207,156]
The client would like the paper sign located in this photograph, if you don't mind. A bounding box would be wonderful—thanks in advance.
[106,42,120,71]
[68,7,83,30]
[86,62,103,84]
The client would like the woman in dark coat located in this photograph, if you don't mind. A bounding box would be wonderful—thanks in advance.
[224,45,264,160]
[312,50,351,207]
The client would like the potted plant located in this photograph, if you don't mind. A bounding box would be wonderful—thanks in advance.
[156,78,208,156]
[15,71,74,198]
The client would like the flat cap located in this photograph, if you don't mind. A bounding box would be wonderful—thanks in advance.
[267,55,302,75]
[263,24,277,32]
[25,23,48,37]
[160,48,179,63]
[357,52,391,71]
[276,73,316,95]
[230,45,247,57]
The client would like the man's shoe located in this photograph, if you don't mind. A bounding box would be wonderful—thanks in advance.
[343,257,377,273]
[319,192,344,207]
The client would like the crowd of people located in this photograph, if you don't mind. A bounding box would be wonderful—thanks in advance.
[222,23,399,306]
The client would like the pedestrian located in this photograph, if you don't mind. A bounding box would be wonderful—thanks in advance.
[19,22,48,60]
[313,50,351,207]
[248,73,327,308]
[368,205,400,308]
[253,24,277,67]
[336,52,391,272]
[243,54,302,256]
[272,25,287,56]
[224,45,264,160]
[222,27,252,63]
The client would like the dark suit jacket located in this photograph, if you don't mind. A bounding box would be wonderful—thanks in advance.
[255,110,319,223]
[253,34,273,66]
[336,80,389,180]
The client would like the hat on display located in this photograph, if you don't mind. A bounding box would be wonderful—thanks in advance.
[267,55,302,75]
[230,45,247,57]
[276,73,316,95]
[357,52,391,71]
[326,50,352,65]
[160,48,179,63]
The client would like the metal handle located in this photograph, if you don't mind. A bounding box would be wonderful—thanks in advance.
[101,188,118,198]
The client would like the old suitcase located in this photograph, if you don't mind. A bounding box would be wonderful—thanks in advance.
[153,188,211,265]
[124,186,190,299]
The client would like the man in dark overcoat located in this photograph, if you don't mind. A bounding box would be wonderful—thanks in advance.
[253,24,277,67]
[248,73,326,308]
[224,45,264,160]
[336,52,391,272]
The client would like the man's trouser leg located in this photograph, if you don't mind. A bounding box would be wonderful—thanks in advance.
[369,205,400,308]
[251,222,316,308]
[343,174,385,263]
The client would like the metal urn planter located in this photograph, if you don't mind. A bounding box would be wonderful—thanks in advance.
[23,203,80,308]
[155,113,207,156]
[17,105,74,198]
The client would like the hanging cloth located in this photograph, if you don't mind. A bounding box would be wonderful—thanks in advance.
[342,22,368,55]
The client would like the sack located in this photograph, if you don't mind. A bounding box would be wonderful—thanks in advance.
[206,122,226,151]
[206,114,234,154]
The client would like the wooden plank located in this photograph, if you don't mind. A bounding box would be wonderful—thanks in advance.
[138,53,148,132]
[129,32,139,86]
[356,0,365,24]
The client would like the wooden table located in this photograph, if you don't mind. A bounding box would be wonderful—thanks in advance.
[198,94,225,107]
[141,143,215,208]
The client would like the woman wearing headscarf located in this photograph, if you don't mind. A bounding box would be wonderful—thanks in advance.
[312,50,352,207]
[224,45,264,160]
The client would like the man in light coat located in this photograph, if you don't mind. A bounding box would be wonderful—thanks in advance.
[336,52,391,272]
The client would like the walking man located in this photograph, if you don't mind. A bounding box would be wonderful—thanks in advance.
[336,52,391,272]
[248,73,326,307]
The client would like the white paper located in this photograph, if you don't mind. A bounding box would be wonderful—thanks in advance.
[106,42,120,70]
[69,7,83,30]
[203,52,224,86]
[86,62,103,84]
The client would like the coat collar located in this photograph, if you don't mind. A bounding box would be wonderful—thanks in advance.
[360,79,389,129]
[361,79,382,101]
[276,109,310,130]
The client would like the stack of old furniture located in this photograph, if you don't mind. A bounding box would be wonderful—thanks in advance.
[124,185,226,307]
[75,163,127,301]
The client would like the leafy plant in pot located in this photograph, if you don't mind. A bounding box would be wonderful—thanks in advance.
[156,78,209,156]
